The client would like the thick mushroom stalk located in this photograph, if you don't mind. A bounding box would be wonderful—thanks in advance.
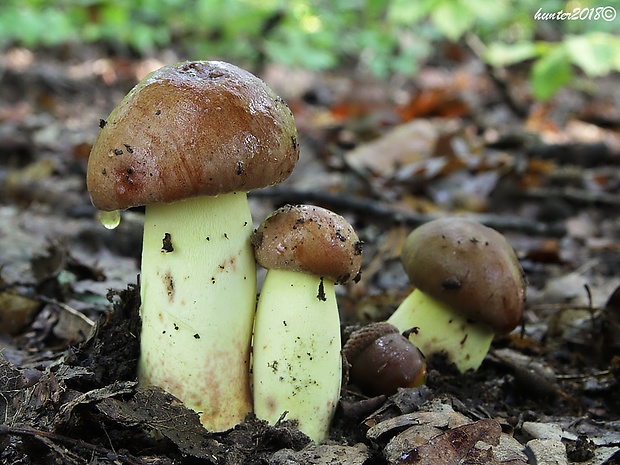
[251,205,362,442]
[138,193,254,430]
[86,61,299,431]
[388,218,526,373]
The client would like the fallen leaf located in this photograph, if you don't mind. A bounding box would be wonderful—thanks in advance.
[97,386,227,460]
[344,120,445,178]
[0,290,41,335]
[395,418,502,465]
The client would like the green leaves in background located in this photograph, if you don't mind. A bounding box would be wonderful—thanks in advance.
[0,0,618,102]
[531,45,573,101]
[486,32,620,101]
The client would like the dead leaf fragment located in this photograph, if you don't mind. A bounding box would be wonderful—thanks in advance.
[367,407,470,441]
[97,386,226,460]
[395,418,502,465]
[56,380,135,425]
[344,120,442,178]
[0,290,41,335]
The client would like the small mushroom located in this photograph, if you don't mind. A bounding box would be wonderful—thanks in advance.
[387,218,526,372]
[251,204,362,442]
[87,61,299,431]
[343,322,426,396]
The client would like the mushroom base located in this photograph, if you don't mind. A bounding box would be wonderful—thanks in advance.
[137,192,255,431]
[252,269,342,443]
[388,289,495,372]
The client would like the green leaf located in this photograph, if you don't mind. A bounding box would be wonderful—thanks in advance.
[430,0,476,41]
[387,0,438,25]
[565,33,620,76]
[485,41,539,67]
[530,46,573,101]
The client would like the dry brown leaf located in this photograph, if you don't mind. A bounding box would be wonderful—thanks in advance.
[97,386,227,460]
[397,88,469,121]
[0,291,41,335]
[344,120,446,178]
[395,418,502,465]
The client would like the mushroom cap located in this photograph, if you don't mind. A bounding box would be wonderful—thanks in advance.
[251,204,363,284]
[401,218,526,334]
[87,60,299,211]
[343,322,426,396]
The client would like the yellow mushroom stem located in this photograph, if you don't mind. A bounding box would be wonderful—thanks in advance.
[138,192,255,431]
[252,268,342,443]
[388,288,495,372]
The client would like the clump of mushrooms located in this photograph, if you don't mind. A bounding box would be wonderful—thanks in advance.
[87,61,299,431]
[251,204,362,442]
[388,218,526,372]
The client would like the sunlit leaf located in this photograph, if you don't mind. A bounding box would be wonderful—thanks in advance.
[565,33,620,76]
[530,46,573,101]
[431,0,475,41]
[387,0,438,25]
[485,41,539,67]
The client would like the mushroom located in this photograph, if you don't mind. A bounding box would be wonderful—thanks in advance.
[387,218,526,372]
[343,322,426,396]
[86,61,299,431]
[251,204,362,442]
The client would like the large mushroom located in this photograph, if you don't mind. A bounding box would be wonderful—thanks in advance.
[86,61,299,431]
[387,218,526,372]
[251,204,362,442]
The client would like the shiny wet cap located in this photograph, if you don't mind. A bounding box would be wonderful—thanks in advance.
[87,61,299,211]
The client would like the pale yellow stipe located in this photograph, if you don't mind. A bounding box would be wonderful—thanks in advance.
[253,268,342,442]
[137,192,256,431]
[388,289,495,372]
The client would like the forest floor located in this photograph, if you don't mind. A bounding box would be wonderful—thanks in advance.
[0,44,619,464]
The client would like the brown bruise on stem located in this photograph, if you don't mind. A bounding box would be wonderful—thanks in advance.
[163,272,174,302]
[143,337,252,425]
[217,255,237,274]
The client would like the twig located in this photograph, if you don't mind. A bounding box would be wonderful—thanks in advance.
[39,296,96,328]
[0,424,147,465]
[465,33,529,119]
[524,186,620,207]
[250,188,566,236]
[556,370,611,380]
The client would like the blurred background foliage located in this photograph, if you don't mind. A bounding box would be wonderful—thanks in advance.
[0,0,618,100]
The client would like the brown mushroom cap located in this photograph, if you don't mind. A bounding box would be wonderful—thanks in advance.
[87,61,299,211]
[251,205,363,284]
[401,218,526,334]
[343,322,426,396]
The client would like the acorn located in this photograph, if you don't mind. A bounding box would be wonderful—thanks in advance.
[343,322,426,396]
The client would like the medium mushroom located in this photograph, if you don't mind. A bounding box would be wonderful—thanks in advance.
[251,204,362,442]
[343,322,426,396]
[86,61,299,431]
[387,217,526,372]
